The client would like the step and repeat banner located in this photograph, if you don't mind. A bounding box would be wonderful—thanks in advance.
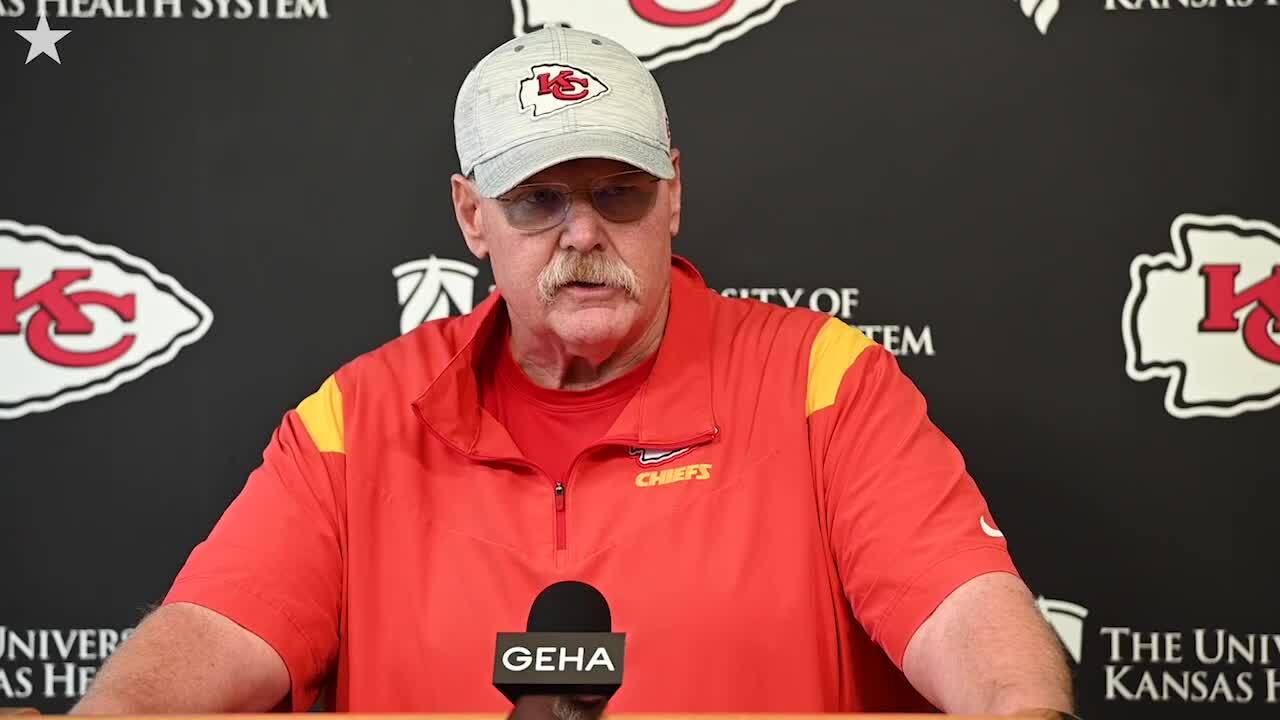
[2,1,1278,717]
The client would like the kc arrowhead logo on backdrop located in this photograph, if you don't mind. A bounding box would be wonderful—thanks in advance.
[0,220,212,420]
[1122,214,1280,419]
[520,64,609,117]
[513,0,800,70]
[393,256,482,334]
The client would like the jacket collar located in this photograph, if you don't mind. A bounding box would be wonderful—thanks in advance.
[411,255,718,459]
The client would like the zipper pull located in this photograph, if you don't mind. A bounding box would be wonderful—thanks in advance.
[554,482,566,511]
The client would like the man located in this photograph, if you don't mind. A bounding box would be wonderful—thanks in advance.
[72,26,1074,717]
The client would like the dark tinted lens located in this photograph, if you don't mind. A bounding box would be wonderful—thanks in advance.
[503,185,568,230]
[590,175,658,223]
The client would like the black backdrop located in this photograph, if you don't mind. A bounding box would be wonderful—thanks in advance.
[2,1,1279,717]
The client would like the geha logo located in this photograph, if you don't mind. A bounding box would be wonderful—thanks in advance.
[393,256,480,335]
[519,64,609,118]
[1122,214,1280,418]
[0,220,212,420]
[501,645,617,672]
[1015,0,1061,34]
[513,0,800,70]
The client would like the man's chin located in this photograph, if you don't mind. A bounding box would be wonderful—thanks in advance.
[546,306,633,349]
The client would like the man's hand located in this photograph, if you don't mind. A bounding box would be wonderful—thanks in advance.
[902,572,1075,716]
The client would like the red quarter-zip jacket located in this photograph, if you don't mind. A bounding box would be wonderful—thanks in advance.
[164,255,1018,713]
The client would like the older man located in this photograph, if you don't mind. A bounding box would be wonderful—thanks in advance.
[72,25,1073,718]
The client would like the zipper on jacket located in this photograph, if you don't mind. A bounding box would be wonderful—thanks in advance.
[553,481,567,551]
[548,427,720,557]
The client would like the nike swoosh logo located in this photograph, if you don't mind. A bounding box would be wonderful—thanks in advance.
[628,446,693,466]
[980,515,1005,538]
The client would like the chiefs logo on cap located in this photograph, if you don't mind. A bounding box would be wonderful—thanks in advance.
[519,64,610,118]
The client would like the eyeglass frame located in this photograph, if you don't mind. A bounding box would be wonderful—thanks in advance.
[488,169,663,233]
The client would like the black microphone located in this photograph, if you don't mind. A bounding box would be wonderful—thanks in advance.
[494,581,625,720]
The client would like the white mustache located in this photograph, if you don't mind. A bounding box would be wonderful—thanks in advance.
[537,253,640,304]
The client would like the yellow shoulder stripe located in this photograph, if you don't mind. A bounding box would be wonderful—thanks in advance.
[296,375,345,454]
[806,317,874,416]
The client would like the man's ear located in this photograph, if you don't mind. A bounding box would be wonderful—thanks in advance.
[666,148,683,239]
[451,173,489,260]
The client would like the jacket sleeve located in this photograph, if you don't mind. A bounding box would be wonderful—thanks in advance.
[162,373,348,711]
[806,318,1019,669]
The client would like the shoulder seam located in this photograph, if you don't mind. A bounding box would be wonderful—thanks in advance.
[806,317,876,416]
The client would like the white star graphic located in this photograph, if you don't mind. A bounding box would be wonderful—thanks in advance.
[15,15,71,65]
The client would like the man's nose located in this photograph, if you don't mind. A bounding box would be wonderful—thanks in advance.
[558,192,607,254]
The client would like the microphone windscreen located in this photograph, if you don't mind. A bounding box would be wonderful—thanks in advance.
[526,581,611,632]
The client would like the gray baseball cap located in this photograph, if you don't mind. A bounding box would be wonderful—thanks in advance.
[454,25,675,198]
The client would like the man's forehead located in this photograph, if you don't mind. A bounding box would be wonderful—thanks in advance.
[521,158,642,185]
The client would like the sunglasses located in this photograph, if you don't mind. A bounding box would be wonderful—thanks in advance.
[494,170,661,232]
